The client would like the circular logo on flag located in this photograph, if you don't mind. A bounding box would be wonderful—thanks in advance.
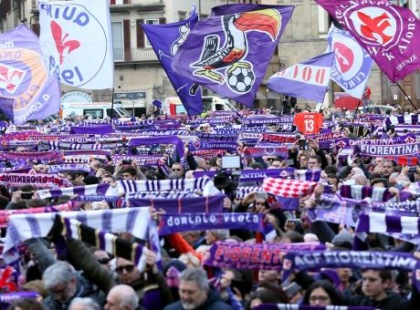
[0,49,48,112]
[39,3,108,87]
[343,4,404,50]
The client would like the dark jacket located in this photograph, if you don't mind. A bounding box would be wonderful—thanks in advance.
[343,290,419,310]
[42,273,101,310]
[163,288,234,310]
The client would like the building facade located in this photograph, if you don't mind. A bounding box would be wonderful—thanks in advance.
[1,0,419,113]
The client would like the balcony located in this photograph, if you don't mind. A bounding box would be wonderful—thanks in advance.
[31,0,164,14]
[114,48,159,64]
[110,0,164,13]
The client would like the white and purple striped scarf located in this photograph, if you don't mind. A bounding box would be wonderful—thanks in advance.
[339,185,395,202]
[254,304,373,310]
[37,183,118,199]
[117,177,212,196]
[64,217,149,272]
[4,208,155,264]
[294,169,322,182]
[356,212,420,245]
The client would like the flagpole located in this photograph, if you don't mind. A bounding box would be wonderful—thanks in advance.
[395,82,417,111]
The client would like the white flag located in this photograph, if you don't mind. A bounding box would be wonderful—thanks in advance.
[326,24,373,99]
[38,0,114,89]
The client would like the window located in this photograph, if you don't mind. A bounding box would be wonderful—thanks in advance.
[84,109,104,119]
[178,11,187,21]
[317,6,330,36]
[144,19,159,48]
[112,21,124,61]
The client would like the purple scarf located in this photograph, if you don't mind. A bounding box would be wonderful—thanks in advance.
[159,213,264,236]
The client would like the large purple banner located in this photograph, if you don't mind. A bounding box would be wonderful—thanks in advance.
[172,4,294,106]
[0,25,60,124]
[316,0,420,82]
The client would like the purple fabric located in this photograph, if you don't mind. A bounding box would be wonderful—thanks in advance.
[159,213,264,236]
[172,4,294,106]
[282,251,418,285]
[70,124,113,135]
[267,52,334,102]
[0,25,60,125]
[253,305,374,310]
[143,8,202,116]
[128,136,184,158]
[129,195,225,213]
[316,0,420,82]
[205,241,325,270]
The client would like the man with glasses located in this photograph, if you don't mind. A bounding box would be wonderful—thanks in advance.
[171,163,185,178]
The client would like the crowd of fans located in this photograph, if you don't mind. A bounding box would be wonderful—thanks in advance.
[0,105,419,310]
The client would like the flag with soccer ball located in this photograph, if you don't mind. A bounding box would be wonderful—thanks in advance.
[172,4,294,106]
[143,5,202,116]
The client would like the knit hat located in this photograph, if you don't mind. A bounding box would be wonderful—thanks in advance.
[331,231,353,250]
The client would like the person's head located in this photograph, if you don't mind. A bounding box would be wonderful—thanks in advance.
[370,178,389,188]
[115,257,141,285]
[258,269,281,284]
[361,269,392,300]
[178,253,201,268]
[204,229,229,245]
[269,160,282,169]
[263,156,277,166]
[94,249,111,272]
[303,280,343,306]
[69,297,100,310]
[246,288,284,310]
[382,160,395,178]
[7,298,45,310]
[307,155,322,170]
[120,167,137,180]
[337,268,352,284]
[104,285,139,310]
[101,175,116,186]
[178,268,209,309]
[298,154,309,169]
[42,261,78,303]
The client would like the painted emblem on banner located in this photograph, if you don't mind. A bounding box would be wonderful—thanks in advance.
[39,3,108,87]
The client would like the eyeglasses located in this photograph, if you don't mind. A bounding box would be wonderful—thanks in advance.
[116,265,135,274]
[266,158,276,161]
[309,295,330,302]
[97,257,110,265]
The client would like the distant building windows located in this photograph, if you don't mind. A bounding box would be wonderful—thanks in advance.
[112,21,124,61]
[144,19,159,48]
[178,11,187,21]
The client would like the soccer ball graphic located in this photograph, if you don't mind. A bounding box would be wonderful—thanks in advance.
[227,65,255,93]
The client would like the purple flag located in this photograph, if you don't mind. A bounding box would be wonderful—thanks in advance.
[316,0,420,83]
[143,7,202,116]
[267,53,334,103]
[0,25,60,124]
[172,4,294,106]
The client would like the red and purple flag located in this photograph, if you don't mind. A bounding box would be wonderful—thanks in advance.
[0,25,60,124]
[267,52,334,103]
[172,4,294,107]
[316,0,420,83]
[143,6,202,116]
